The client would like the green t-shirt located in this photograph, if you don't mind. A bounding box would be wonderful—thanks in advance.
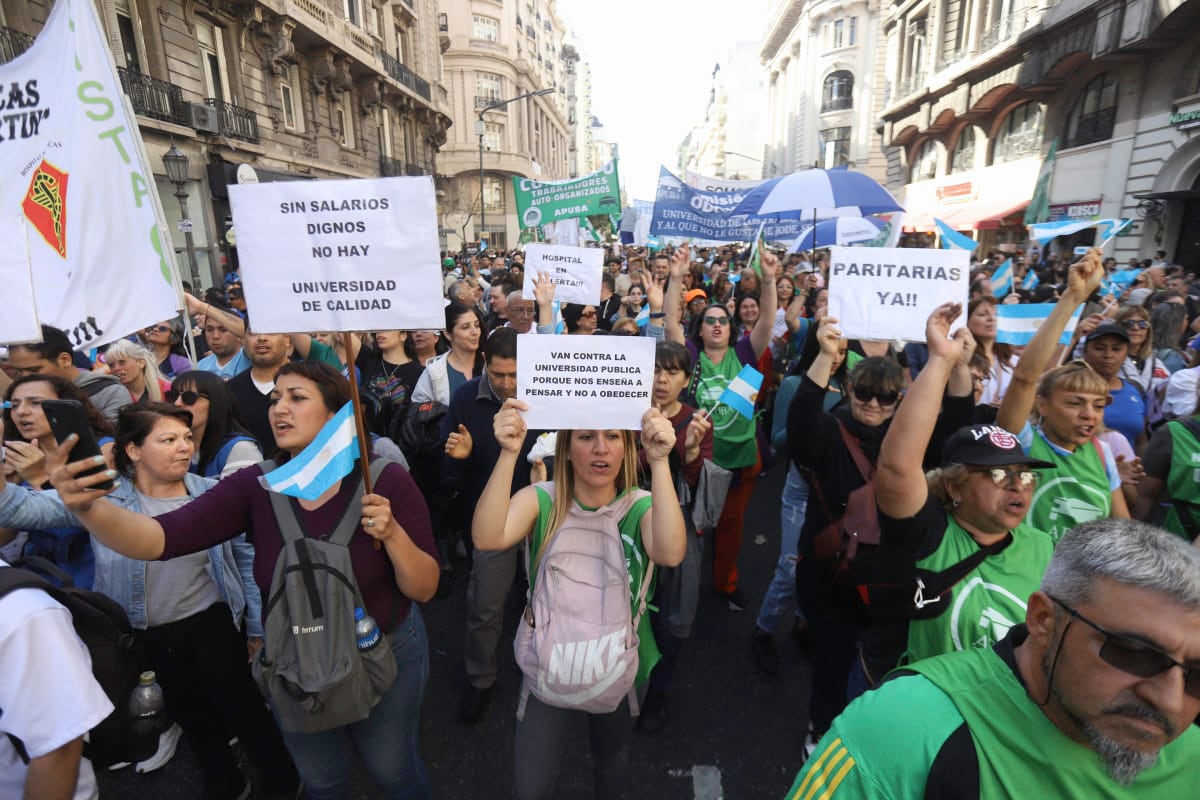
[694,346,757,469]
[1162,421,1200,540]
[1026,431,1112,544]
[305,339,345,371]
[530,486,659,686]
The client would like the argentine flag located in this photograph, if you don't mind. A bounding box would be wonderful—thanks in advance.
[261,402,359,500]
[718,365,763,420]
[635,302,650,327]
[1022,269,1040,291]
[1028,218,1132,246]
[995,304,1083,346]
[935,218,980,252]
[991,259,1014,299]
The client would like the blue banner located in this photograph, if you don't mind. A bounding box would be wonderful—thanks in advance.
[649,167,803,243]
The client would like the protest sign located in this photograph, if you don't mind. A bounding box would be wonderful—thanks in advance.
[0,0,179,348]
[0,217,41,343]
[684,170,764,192]
[827,247,969,341]
[650,167,803,243]
[514,159,621,228]
[228,177,444,333]
[517,334,655,430]
[522,244,603,305]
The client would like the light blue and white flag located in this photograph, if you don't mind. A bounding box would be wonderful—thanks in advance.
[995,304,1083,346]
[1022,269,1040,291]
[991,259,1014,299]
[635,303,650,327]
[260,402,359,500]
[718,365,763,420]
[935,218,980,252]
[1108,268,1141,289]
[1028,218,1132,246]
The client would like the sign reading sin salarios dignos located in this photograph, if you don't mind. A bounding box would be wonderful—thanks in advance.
[229,177,445,333]
[512,159,621,228]
[826,246,969,341]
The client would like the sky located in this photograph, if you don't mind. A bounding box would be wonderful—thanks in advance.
[555,0,770,202]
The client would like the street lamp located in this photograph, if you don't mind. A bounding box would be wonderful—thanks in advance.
[477,87,554,252]
[162,144,201,292]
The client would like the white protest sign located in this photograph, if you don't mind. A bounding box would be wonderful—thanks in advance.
[517,334,655,430]
[827,246,969,341]
[0,217,42,343]
[228,177,444,333]
[522,243,603,305]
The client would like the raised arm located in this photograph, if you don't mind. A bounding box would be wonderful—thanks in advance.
[637,407,686,567]
[748,252,779,359]
[877,303,975,520]
[184,294,245,338]
[472,398,540,551]
[996,249,1103,433]
[664,243,689,345]
[534,272,557,330]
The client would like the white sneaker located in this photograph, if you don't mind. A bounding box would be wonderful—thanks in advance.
[134,723,183,773]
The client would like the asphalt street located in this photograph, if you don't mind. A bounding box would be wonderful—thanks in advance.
[99,461,810,799]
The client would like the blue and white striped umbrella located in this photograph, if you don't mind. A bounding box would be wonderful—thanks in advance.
[787,216,886,252]
[731,167,904,219]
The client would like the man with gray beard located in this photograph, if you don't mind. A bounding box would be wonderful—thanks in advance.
[785,519,1200,797]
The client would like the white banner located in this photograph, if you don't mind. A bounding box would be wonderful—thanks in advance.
[517,334,655,430]
[521,244,603,305]
[683,170,764,193]
[229,177,444,333]
[0,217,41,343]
[827,247,969,341]
[0,0,179,347]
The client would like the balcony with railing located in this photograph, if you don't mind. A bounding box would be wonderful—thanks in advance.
[405,162,425,176]
[1065,107,1117,149]
[895,73,926,100]
[205,98,259,143]
[381,51,431,100]
[821,95,853,113]
[979,8,1030,50]
[0,25,35,64]
[475,95,505,111]
[380,155,405,177]
[936,48,969,72]
[118,67,189,125]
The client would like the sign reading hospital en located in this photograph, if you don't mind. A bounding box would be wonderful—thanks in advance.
[229,176,445,333]
[826,246,969,341]
[512,159,621,228]
[521,243,603,305]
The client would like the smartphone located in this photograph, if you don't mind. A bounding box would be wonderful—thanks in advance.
[42,399,114,491]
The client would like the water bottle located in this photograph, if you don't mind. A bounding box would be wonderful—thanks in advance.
[354,607,381,651]
[128,671,166,738]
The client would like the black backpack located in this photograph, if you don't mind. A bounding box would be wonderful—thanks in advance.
[0,557,157,767]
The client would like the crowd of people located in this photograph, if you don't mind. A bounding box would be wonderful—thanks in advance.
[2,238,1200,799]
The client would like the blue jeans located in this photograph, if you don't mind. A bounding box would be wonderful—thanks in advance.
[755,465,809,634]
[276,606,432,800]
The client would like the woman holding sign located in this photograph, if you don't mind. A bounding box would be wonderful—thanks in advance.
[665,244,778,611]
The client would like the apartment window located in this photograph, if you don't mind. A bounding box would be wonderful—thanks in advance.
[822,71,853,112]
[483,176,506,212]
[819,126,851,168]
[336,92,355,148]
[833,19,844,48]
[379,107,394,157]
[473,15,499,41]
[849,16,857,45]
[1064,73,1119,149]
[114,1,143,73]
[343,0,360,27]
[476,71,503,102]
[910,138,938,181]
[949,126,976,173]
[992,101,1043,163]
[483,121,503,151]
[196,22,230,103]
[279,64,304,132]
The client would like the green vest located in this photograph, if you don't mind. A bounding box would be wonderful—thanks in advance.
[1027,432,1111,544]
[1162,421,1200,540]
[903,518,1053,666]
[695,347,757,469]
[911,644,1200,797]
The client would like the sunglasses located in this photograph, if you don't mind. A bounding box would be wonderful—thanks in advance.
[851,386,900,406]
[1049,596,1200,699]
[702,316,729,326]
[165,389,208,405]
[144,325,171,334]
[969,466,1038,489]
[579,310,597,318]
[1120,319,1150,330]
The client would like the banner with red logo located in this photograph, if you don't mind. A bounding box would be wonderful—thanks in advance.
[0,0,178,347]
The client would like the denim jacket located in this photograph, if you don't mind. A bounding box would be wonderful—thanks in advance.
[0,474,263,637]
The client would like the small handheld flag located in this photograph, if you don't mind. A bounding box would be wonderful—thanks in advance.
[635,303,650,327]
[995,304,1083,346]
[718,365,763,420]
[747,221,767,276]
[260,402,359,500]
[935,219,980,252]
[991,259,1014,299]
[1022,269,1040,291]
[1028,218,1132,246]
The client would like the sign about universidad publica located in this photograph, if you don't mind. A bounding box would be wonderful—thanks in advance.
[521,243,603,305]
[512,159,621,228]
[517,334,655,431]
[826,246,969,341]
[229,177,445,333]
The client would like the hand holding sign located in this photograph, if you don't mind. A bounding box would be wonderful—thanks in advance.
[816,316,843,356]
[1066,247,1104,301]
[684,412,712,456]
[924,302,970,362]
[494,398,529,453]
[640,407,676,464]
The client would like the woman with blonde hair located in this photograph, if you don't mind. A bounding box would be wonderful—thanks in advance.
[105,339,170,405]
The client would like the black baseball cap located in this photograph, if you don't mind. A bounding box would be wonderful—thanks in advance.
[1084,322,1130,345]
[941,424,1054,469]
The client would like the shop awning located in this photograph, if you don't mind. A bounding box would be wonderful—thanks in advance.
[901,209,937,233]
[947,200,1028,231]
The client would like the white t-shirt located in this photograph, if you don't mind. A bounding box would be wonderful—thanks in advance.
[0,561,114,800]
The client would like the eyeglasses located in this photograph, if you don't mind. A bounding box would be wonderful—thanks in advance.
[579,310,597,318]
[1120,319,1150,330]
[509,306,535,316]
[702,316,729,327]
[165,390,208,405]
[851,386,900,406]
[1049,596,1200,699]
[144,325,171,334]
[968,466,1038,489]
